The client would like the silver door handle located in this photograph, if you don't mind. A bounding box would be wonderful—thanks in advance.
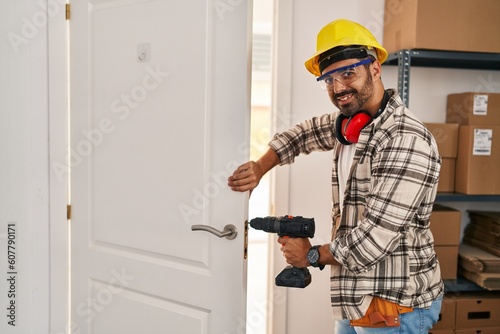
[191,224,238,240]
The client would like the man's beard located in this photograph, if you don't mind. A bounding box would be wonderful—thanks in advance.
[332,74,374,117]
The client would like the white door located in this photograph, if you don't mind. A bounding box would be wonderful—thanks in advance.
[69,1,251,333]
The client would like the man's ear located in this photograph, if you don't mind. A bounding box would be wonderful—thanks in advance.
[371,60,382,81]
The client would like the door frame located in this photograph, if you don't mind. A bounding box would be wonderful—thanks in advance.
[269,1,293,333]
[48,4,70,333]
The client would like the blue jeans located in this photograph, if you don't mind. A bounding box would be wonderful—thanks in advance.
[334,296,443,334]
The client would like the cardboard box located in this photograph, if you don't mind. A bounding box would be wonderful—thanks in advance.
[459,267,500,291]
[438,158,455,193]
[430,205,461,246]
[428,330,453,334]
[455,328,500,334]
[435,246,459,280]
[424,123,459,192]
[459,244,500,274]
[447,93,500,126]
[455,126,500,195]
[464,211,500,258]
[383,0,500,54]
[431,294,456,330]
[425,123,459,158]
[455,293,500,328]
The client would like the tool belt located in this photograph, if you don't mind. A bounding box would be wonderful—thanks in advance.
[350,296,414,328]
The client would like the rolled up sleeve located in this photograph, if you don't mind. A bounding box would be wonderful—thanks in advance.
[269,113,337,165]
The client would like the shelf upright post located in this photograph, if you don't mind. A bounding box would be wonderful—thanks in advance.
[397,50,411,107]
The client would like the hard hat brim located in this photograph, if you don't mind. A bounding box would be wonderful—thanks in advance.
[305,46,388,77]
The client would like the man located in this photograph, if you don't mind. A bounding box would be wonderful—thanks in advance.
[228,19,443,333]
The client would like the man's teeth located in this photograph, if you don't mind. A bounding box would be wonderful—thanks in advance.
[338,94,352,101]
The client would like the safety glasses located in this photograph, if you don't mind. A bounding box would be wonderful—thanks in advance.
[316,58,372,90]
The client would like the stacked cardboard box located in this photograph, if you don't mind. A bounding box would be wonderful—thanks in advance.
[424,92,500,195]
[447,93,500,126]
[455,329,500,334]
[383,0,500,54]
[459,244,500,291]
[446,93,500,195]
[463,212,500,257]
[454,292,500,333]
[430,205,461,279]
[430,292,500,333]
[459,211,500,291]
[425,123,459,192]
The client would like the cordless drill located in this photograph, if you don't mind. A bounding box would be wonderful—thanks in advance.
[249,215,315,288]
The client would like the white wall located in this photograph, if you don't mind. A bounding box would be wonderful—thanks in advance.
[0,0,51,333]
[272,1,500,333]
[1,1,499,334]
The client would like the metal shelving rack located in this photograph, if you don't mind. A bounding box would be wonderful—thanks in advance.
[386,50,500,292]
[386,49,500,203]
[385,49,500,107]
[436,193,500,202]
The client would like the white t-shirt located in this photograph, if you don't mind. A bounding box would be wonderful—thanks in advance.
[338,144,356,211]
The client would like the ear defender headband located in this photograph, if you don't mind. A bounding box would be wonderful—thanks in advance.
[335,111,372,145]
[335,90,390,145]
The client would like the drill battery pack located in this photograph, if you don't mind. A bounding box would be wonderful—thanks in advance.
[275,266,312,288]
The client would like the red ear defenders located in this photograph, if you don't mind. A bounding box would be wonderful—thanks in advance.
[335,112,372,145]
[334,90,391,145]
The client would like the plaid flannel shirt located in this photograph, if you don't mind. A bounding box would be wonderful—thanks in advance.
[269,90,444,320]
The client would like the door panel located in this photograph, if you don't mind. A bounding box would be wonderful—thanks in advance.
[89,279,210,333]
[70,0,251,333]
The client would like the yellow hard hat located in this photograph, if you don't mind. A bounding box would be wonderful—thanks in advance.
[305,19,388,76]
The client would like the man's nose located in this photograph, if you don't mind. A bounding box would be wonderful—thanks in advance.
[333,79,347,94]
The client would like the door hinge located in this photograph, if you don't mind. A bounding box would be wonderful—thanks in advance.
[244,220,248,259]
[67,204,72,220]
[65,4,71,20]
